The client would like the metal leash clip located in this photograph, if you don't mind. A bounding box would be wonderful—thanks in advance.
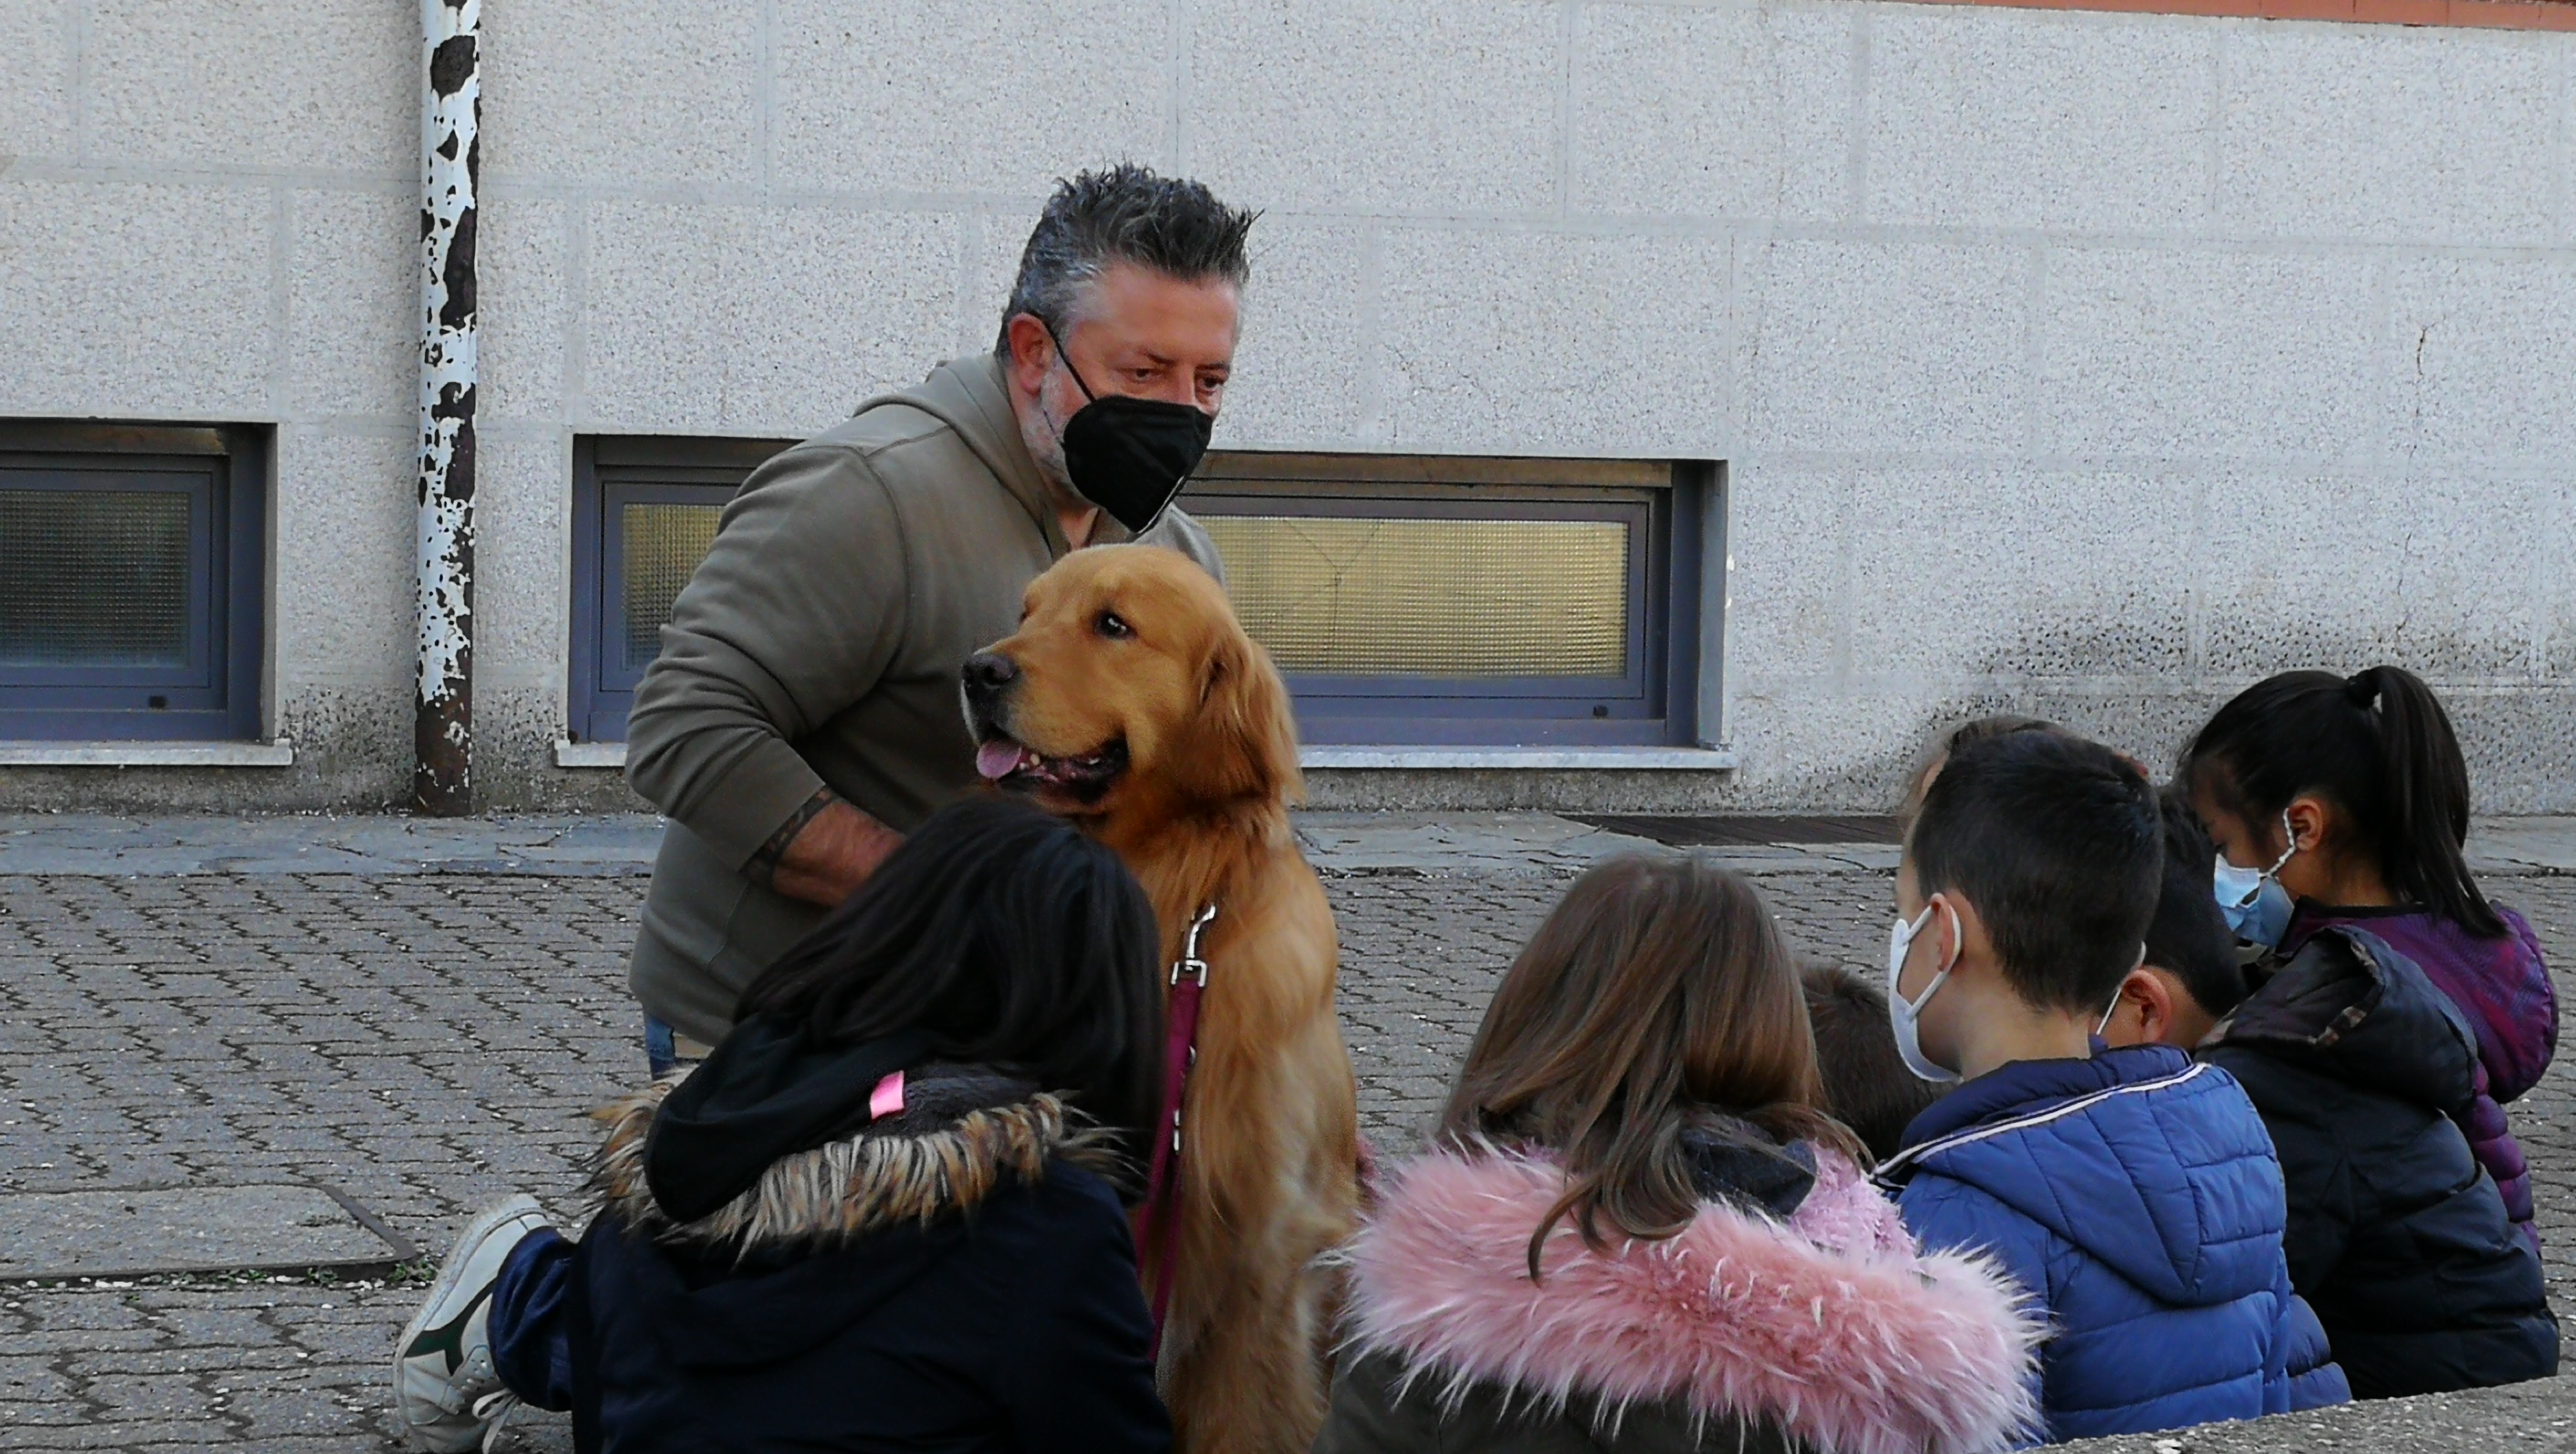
[1171,903,1218,987]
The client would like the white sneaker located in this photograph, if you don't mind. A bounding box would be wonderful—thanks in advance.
[393,1194,550,1453]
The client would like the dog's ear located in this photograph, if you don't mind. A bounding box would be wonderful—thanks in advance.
[1166,625,1304,807]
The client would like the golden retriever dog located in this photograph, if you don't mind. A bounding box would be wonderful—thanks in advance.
[961,543,1359,1454]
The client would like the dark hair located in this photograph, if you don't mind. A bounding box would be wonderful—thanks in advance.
[1442,857,1864,1278]
[2146,789,2251,1019]
[996,164,1258,352]
[1800,961,1946,1164]
[1900,713,2059,826]
[1944,713,2057,756]
[734,796,1162,1157]
[1910,730,2161,1012]
[2182,666,2503,939]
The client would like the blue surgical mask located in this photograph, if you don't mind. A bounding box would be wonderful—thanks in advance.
[1887,903,1963,1084]
[2214,811,2300,949]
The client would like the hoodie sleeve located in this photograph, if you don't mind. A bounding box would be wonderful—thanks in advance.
[2487,910,2557,1105]
[995,1174,1172,1453]
[2259,1257,2296,1416]
[1900,1174,2055,1307]
[2280,1289,2352,1411]
[624,443,910,870]
[1135,506,1227,587]
[2277,1125,2357,1300]
[1899,1172,2054,1447]
[2212,1050,2357,1298]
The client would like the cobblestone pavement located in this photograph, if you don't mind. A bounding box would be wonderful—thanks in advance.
[0,818,2571,1450]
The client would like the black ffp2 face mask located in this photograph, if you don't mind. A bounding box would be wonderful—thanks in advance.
[1046,324,1214,536]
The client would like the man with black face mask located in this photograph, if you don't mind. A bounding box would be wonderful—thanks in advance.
[613,166,1239,1076]
[395,173,1248,1454]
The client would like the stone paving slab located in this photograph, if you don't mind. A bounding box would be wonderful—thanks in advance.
[0,1187,410,1283]
[1293,811,1906,875]
[2063,1373,2576,1453]
[3,810,2560,881]
[0,815,2570,1449]
[0,815,666,878]
[2473,819,2576,877]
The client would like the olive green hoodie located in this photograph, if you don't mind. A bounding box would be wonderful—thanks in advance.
[624,352,1222,1044]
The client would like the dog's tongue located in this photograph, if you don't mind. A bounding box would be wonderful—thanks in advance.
[974,741,1025,782]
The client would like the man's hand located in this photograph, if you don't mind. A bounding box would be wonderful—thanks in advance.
[750,789,902,908]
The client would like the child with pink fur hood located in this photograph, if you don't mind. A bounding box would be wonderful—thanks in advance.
[1315,856,2044,1454]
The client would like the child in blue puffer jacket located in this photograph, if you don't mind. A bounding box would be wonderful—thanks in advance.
[1875,730,2313,1443]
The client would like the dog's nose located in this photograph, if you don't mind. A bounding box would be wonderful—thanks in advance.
[961,652,1019,696]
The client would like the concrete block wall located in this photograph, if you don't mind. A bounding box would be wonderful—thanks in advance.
[1,0,2570,813]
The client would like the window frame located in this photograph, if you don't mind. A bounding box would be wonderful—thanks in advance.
[569,436,792,744]
[1182,452,1709,748]
[0,421,267,742]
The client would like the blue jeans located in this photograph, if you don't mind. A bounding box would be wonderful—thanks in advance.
[644,1014,684,1079]
[487,1015,674,1407]
[488,1227,576,1410]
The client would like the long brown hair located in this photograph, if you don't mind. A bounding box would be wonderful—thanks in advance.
[1441,856,1864,1277]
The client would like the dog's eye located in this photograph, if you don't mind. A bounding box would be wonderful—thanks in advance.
[1096,611,1133,640]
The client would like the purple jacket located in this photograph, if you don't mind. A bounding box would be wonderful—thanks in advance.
[2284,902,2557,1250]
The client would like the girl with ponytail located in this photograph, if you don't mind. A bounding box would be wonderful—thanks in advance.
[2182,666,2557,1253]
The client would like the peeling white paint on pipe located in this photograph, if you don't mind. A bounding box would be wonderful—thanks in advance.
[414,0,479,815]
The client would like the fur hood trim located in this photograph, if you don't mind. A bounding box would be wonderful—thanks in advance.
[1340,1146,2043,1454]
[586,1076,1124,1253]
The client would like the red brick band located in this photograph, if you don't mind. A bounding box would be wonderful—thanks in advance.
[1903,0,2576,32]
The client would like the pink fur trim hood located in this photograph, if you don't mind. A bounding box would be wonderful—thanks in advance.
[1338,1144,2044,1454]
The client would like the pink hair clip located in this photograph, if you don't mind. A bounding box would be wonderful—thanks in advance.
[868,1070,906,1122]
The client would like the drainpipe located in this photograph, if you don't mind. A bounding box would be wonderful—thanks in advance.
[413,0,479,815]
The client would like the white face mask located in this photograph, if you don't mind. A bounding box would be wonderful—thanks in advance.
[2092,944,2147,1040]
[1887,902,1962,1085]
[2092,983,2133,1039]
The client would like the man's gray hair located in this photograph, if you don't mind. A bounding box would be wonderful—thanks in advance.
[996,164,1257,353]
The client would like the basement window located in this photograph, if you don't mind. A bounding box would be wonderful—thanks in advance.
[570,441,1713,752]
[0,422,267,741]
[1183,453,1711,747]
[569,436,792,743]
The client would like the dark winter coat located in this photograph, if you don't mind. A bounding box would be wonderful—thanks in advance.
[565,1062,1169,1454]
[2283,902,2557,1253]
[1314,1132,2043,1454]
[2201,926,2559,1399]
[1883,1044,2321,1443]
